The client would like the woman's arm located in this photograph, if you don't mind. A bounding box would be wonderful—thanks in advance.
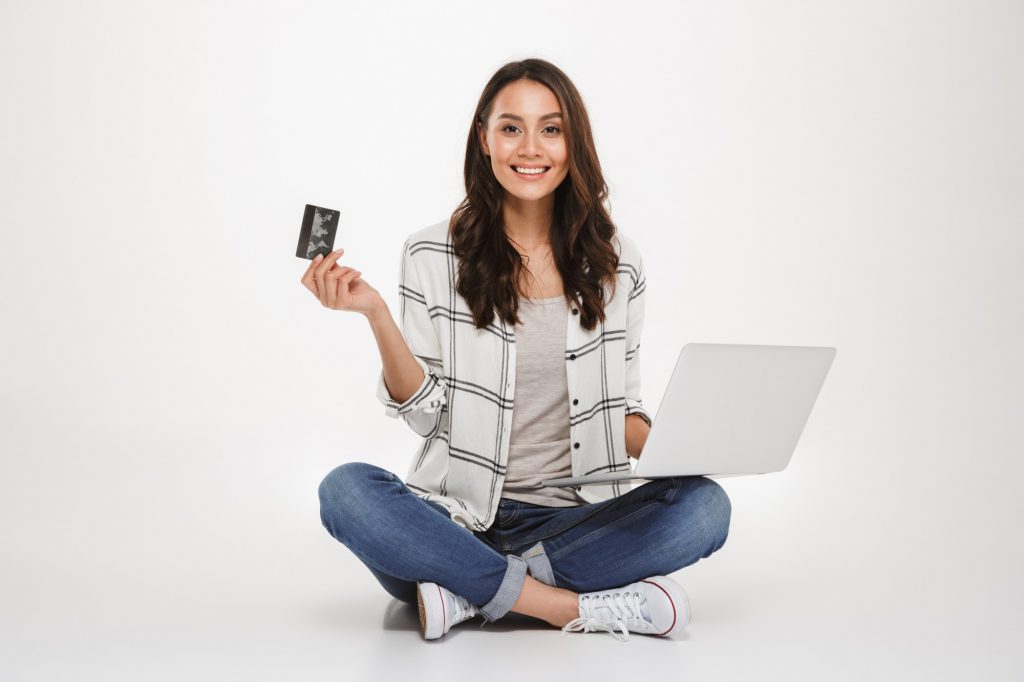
[367,302,426,405]
[621,235,653,457]
[625,413,651,459]
[371,237,448,436]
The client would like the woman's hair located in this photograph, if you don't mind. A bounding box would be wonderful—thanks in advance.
[449,58,620,332]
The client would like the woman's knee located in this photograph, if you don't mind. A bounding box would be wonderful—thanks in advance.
[319,461,379,500]
[671,476,732,553]
[317,462,394,535]
[694,477,732,551]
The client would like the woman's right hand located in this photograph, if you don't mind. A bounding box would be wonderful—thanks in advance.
[301,248,385,317]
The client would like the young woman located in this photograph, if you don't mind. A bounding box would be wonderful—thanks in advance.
[303,59,731,642]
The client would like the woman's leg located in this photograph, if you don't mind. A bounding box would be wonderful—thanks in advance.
[361,563,419,606]
[508,575,583,627]
[317,461,528,622]
[503,476,732,595]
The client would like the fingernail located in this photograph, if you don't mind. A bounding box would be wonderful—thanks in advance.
[314,254,323,261]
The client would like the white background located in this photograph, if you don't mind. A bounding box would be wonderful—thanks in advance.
[2,0,1021,679]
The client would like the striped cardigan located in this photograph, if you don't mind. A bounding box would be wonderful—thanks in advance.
[376,219,652,532]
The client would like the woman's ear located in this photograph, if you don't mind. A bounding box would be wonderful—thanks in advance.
[477,121,489,156]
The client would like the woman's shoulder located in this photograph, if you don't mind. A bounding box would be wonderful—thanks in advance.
[404,219,452,254]
[399,220,454,288]
[613,229,645,272]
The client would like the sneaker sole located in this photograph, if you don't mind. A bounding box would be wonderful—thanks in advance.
[416,584,427,637]
[416,582,445,640]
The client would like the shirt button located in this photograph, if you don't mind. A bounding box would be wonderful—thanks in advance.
[572,398,579,405]
[573,442,580,449]
[571,309,579,315]
[569,354,577,360]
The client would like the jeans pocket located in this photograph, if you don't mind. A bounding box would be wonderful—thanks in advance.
[498,504,521,528]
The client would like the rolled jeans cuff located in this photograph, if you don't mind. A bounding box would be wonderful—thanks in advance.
[478,554,527,622]
[521,541,556,586]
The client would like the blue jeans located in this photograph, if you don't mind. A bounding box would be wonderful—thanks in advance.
[318,462,731,623]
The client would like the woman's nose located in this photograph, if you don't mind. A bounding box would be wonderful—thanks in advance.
[520,132,540,156]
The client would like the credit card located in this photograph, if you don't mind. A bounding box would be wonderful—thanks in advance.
[295,204,339,260]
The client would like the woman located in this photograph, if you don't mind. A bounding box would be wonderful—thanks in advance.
[303,59,731,642]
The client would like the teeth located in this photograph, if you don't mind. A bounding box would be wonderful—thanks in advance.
[514,166,548,175]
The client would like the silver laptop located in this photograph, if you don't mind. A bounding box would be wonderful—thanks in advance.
[542,343,836,487]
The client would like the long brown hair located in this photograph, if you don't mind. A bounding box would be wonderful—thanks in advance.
[449,58,620,332]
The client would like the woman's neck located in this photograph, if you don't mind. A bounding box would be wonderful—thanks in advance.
[502,194,554,250]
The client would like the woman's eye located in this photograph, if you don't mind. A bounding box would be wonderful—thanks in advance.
[500,125,561,134]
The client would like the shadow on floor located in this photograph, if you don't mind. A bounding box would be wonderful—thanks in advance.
[381,598,555,635]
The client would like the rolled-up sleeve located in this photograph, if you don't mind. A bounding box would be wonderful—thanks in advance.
[376,238,447,436]
[623,250,652,428]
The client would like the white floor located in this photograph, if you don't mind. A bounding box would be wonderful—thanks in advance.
[3,466,1020,681]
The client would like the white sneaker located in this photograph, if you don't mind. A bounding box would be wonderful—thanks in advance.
[416,581,480,640]
[561,575,691,641]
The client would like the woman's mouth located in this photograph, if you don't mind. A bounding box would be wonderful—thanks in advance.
[511,165,551,179]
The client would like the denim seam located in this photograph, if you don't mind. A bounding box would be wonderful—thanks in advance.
[508,482,678,555]
[506,504,610,552]
[663,477,684,504]
[546,500,662,562]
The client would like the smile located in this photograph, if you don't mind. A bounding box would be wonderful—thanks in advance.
[512,165,551,176]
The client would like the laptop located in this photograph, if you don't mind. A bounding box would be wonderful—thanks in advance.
[541,343,836,488]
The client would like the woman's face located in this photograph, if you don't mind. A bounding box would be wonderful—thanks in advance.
[478,79,569,204]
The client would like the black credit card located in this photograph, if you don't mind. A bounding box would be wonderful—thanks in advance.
[295,204,339,260]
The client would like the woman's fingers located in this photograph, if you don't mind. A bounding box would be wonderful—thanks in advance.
[314,249,346,305]
[334,269,363,307]
[301,253,325,294]
[300,247,366,311]
[302,249,341,291]
[315,248,344,278]
[326,267,362,308]
[325,266,354,307]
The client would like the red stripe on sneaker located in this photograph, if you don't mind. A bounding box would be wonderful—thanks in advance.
[436,585,445,627]
[641,580,676,635]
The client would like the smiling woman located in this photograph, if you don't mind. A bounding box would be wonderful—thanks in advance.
[492,108,564,181]
[454,64,621,331]
[315,57,731,644]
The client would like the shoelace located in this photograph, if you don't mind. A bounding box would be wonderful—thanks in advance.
[450,593,476,624]
[561,590,645,642]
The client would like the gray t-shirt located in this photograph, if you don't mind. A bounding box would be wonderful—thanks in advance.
[501,294,587,507]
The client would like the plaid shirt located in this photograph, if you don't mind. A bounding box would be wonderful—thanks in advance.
[376,220,652,532]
